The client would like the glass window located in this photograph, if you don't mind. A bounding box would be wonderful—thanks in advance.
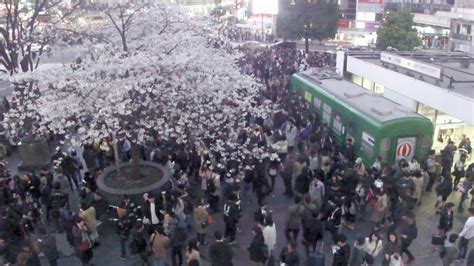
[332,112,344,136]
[313,97,321,112]
[361,131,375,158]
[322,104,331,124]
[351,74,363,86]
[380,138,391,162]
[362,78,373,90]
[347,121,357,141]
[374,83,384,95]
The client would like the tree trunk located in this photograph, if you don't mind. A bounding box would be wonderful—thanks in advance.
[305,37,309,53]
[131,143,141,179]
[121,34,128,53]
[112,136,121,176]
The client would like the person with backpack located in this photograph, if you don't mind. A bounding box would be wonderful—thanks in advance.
[223,194,240,245]
[205,170,220,213]
[398,214,417,264]
[248,226,268,266]
[209,231,233,266]
[150,226,169,266]
[117,216,132,259]
[285,196,305,242]
[326,198,343,244]
[302,210,323,255]
[130,222,148,265]
[170,217,189,266]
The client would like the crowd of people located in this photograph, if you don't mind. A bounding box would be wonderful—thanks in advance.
[0,43,474,266]
[222,27,276,44]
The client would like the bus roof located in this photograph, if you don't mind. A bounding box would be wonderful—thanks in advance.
[294,69,428,123]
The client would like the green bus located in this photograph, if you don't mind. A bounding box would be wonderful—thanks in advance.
[290,70,434,166]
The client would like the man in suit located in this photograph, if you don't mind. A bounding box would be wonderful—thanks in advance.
[209,231,233,266]
[143,194,163,229]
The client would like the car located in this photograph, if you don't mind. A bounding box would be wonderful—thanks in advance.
[30,43,51,53]
[386,46,399,52]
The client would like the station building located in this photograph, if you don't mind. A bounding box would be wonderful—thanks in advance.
[336,51,474,153]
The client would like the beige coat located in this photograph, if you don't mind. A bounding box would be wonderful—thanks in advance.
[79,207,97,233]
[370,194,387,223]
[194,206,209,234]
[412,176,424,200]
[150,233,169,259]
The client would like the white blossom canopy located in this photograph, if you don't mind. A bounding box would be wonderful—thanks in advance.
[3,4,270,161]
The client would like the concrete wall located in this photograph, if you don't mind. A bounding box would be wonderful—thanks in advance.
[345,56,474,124]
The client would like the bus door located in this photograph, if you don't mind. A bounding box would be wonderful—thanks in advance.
[396,136,417,162]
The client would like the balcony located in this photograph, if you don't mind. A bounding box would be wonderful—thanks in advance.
[451,32,472,41]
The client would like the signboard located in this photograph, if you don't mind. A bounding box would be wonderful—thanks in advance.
[338,20,350,29]
[304,91,312,103]
[396,137,416,161]
[365,22,380,29]
[252,0,278,15]
[362,131,375,147]
[358,0,383,3]
[380,52,442,80]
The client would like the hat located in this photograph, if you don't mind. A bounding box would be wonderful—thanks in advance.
[355,158,363,164]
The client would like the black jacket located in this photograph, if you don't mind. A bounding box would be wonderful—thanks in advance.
[248,235,266,262]
[209,241,233,266]
[303,216,323,241]
[439,210,454,231]
[333,243,351,266]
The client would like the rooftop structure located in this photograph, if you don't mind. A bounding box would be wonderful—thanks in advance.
[295,69,427,123]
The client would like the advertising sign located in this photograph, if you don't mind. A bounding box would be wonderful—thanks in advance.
[338,20,350,29]
[358,0,383,3]
[380,52,442,80]
[396,137,416,161]
[252,0,278,15]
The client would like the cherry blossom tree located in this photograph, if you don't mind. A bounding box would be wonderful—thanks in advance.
[3,4,268,178]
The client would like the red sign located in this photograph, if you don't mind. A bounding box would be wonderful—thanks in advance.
[397,143,412,158]
[338,20,350,29]
[358,0,383,3]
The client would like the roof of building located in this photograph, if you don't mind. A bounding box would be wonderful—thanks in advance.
[350,51,474,99]
[295,69,427,123]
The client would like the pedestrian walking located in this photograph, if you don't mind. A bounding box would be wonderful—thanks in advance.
[456,207,474,262]
[209,231,233,266]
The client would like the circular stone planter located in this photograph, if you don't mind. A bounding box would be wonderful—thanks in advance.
[97,161,171,205]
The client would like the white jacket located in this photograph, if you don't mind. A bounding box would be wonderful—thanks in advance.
[285,126,297,147]
[263,224,277,253]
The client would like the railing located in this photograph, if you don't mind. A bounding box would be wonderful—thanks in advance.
[451,33,473,41]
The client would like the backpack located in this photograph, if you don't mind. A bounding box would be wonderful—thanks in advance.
[175,220,189,242]
[207,178,216,194]
[129,235,147,254]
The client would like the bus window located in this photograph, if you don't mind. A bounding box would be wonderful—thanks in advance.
[361,131,375,159]
[322,104,331,124]
[332,111,344,136]
[347,121,356,141]
[420,135,431,158]
[313,97,321,112]
[380,138,391,162]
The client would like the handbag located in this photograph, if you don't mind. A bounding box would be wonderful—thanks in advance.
[431,234,445,245]
[365,240,379,264]
[207,214,214,224]
[79,240,91,252]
